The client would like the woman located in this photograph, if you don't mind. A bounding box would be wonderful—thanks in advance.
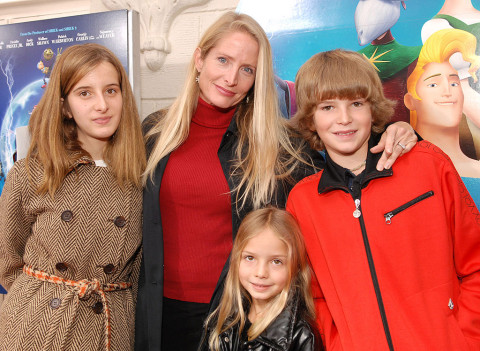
[135,11,417,351]
[0,44,145,351]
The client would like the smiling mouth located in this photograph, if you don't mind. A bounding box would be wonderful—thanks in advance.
[251,282,271,291]
[334,130,356,136]
[436,101,455,106]
[215,84,235,96]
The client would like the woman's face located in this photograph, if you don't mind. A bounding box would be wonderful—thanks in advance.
[194,31,259,109]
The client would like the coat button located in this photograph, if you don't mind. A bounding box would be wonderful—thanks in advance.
[55,262,68,272]
[103,264,115,274]
[61,210,73,222]
[92,302,103,314]
[224,337,229,342]
[113,216,126,228]
[50,298,61,309]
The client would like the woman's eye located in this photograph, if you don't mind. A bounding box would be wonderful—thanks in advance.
[79,91,90,97]
[218,57,227,64]
[451,82,459,87]
[353,101,363,107]
[272,259,283,265]
[242,67,254,75]
[106,88,118,95]
[427,83,438,88]
[244,255,254,262]
[321,105,333,111]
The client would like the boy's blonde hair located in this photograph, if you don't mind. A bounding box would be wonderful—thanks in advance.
[27,43,145,195]
[205,207,315,351]
[292,49,394,150]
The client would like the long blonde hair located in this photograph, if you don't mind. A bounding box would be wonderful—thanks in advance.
[26,43,146,196]
[205,207,315,351]
[407,28,480,128]
[143,12,304,210]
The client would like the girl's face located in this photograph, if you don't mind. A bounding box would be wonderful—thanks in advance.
[239,228,289,313]
[64,61,122,157]
[194,31,258,109]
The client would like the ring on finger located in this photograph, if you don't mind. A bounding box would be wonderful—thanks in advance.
[397,142,406,150]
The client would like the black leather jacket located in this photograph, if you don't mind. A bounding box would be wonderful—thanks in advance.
[199,296,321,351]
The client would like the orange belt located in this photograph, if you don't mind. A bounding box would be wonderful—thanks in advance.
[23,265,131,351]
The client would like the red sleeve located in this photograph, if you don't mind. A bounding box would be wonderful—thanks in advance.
[443,159,480,348]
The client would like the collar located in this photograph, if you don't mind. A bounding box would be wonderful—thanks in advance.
[318,134,393,195]
[252,295,301,350]
[67,154,95,173]
[193,97,235,129]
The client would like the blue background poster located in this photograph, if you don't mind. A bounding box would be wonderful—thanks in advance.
[0,10,137,295]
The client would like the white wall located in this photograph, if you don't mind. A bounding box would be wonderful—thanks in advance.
[0,0,239,118]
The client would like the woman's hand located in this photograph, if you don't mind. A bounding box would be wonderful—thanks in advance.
[371,121,418,171]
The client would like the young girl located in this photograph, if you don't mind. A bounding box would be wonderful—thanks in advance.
[199,207,321,351]
[0,43,145,351]
[287,49,480,350]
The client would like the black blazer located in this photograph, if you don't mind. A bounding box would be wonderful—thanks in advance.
[134,110,324,350]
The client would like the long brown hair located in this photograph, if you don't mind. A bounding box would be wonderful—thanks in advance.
[205,207,315,351]
[27,43,145,195]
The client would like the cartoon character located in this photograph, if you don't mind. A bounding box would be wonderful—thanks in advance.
[355,0,421,123]
[422,0,480,159]
[37,48,61,88]
[404,28,480,209]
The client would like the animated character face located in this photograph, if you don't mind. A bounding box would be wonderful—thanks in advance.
[43,48,54,61]
[410,61,464,129]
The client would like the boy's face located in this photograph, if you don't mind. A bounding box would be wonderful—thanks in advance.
[312,97,372,168]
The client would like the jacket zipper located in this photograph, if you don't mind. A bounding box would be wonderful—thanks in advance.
[354,196,395,351]
[384,191,434,224]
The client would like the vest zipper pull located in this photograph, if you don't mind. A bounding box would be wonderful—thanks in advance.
[353,199,361,218]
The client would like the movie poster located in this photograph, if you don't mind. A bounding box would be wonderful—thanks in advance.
[0,9,139,295]
[237,0,480,209]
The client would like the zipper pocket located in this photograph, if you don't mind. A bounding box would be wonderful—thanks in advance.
[384,191,434,224]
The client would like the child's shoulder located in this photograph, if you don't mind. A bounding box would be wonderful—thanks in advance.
[409,140,452,164]
[290,171,323,196]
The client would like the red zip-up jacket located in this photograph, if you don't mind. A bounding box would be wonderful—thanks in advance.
[287,140,480,351]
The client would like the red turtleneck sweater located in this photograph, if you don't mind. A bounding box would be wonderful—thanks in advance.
[160,98,234,303]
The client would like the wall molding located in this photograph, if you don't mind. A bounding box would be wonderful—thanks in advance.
[101,0,210,71]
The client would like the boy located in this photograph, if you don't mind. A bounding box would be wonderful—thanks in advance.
[286,49,480,351]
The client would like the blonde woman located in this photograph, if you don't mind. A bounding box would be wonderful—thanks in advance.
[0,44,145,350]
[136,11,416,351]
[199,207,321,351]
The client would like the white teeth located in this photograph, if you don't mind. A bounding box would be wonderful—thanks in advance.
[336,131,355,136]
